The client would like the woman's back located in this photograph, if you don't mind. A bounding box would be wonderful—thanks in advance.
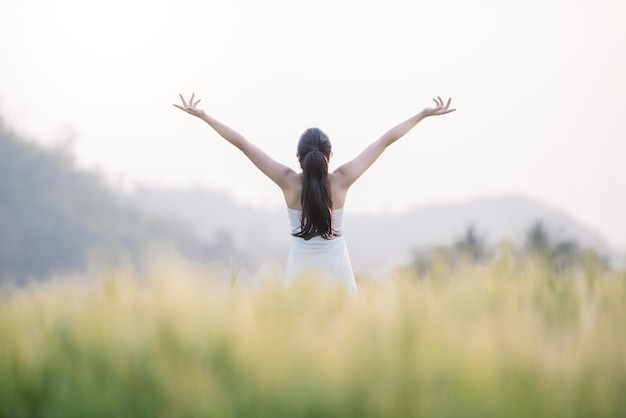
[283,172,348,211]
[285,206,356,292]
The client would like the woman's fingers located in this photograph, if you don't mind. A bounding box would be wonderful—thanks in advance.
[435,97,453,110]
[175,93,203,113]
[173,94,205,117]
[427,97,455,115]
[442,97,456,114]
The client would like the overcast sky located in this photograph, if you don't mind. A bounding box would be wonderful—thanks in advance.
[1,0,624,251]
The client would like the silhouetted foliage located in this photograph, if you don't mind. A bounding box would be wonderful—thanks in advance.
[453,225,488,263]
[409,221,609,279]
[411,225,491,276]
[522,220,601,273]
[524,221,552,258]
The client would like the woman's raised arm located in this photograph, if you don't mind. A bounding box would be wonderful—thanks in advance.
[333,96,455,189]
[174,93,297,190]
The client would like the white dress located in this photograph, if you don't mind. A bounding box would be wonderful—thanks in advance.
[285,207,357,292]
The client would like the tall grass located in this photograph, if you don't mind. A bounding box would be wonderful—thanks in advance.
[1,259,625,417]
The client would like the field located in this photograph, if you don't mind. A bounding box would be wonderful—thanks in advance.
[1,257,625,418]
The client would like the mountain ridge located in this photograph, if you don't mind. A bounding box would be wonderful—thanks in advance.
[129,187,614,272]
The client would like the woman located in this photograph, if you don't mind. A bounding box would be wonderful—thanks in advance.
[174,94,455,291]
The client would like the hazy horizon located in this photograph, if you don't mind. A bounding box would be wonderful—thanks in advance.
[1,0,624,251]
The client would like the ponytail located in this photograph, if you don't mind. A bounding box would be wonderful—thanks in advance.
[293,128,337,240]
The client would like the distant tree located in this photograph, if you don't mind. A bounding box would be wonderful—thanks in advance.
[524,221,551,257]
[453,225,488,263]
[551,240,580,273]
[523,220,584,274]
[410,225,490,278]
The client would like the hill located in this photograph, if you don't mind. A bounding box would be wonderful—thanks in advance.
[0,122,219,281]
[129,187,613,273]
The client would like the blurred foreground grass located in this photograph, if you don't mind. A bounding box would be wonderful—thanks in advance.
[1,259,625,418]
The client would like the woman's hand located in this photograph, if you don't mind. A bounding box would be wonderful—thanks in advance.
[423,96,456,117]
[173,93,206,118]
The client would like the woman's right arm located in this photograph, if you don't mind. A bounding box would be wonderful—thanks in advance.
[173,94,297,190]
[333,97,455,189]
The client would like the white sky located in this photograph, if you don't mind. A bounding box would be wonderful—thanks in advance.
[1,0,625,251]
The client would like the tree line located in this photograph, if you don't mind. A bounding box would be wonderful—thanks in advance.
[409,222,610,279]
[0,120,224,282]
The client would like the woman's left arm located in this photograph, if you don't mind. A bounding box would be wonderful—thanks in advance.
[333,96,455,189]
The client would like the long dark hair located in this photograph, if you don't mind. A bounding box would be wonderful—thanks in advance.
[293,127,338,240]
